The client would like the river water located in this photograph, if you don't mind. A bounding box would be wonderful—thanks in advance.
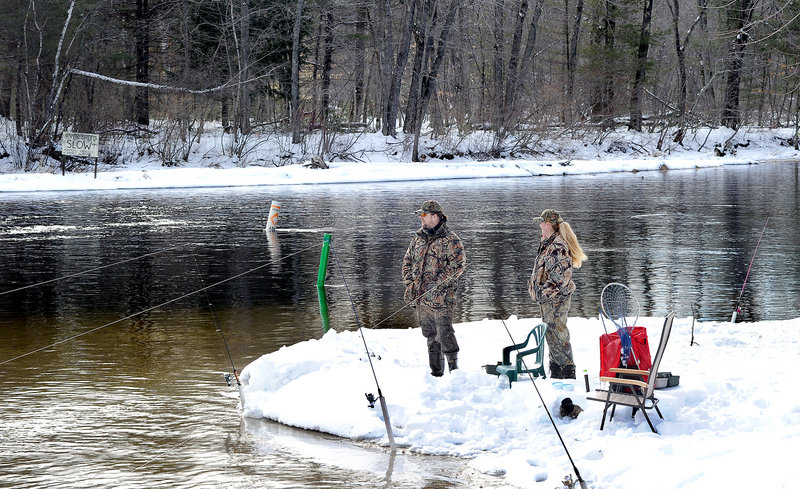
[1,161,798,488]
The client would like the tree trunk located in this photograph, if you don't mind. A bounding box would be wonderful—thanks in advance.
[501,0,529,137]
[588,0,615,124]
[563,0,585,124]
[376,0,394,135]
[238,0,251,135]
[351,7,367,123]
[321,11,334,125]
[628,0,654,132]
[387,0,416,137]
[493,0,505,132]
[794,100,800,150]
[310,13,323,127]
[291,0,305,144]
[0,67,12,119]
[135,0,150,127]
[221,96,230,133]
[405,0,432,135]
[411,0,458,161]
[520,0,545,87]
[670,0,707,143]
[721,0,755,129]
[670,0,686,128]
[15,61,23,137]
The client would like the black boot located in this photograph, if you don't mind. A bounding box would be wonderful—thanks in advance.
[429,353,444,377]
[550,362,564,379]
[561,364,576,379]
[446,355,458,372]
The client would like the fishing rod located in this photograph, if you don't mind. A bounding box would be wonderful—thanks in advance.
[329,247,396,451]
[0,243,190,297]
[191,254,245,407]
[361,273,461,330]
[477,278,589,489]
[731,217,770,323]
[0,242,322,366]
[324,241,584,482]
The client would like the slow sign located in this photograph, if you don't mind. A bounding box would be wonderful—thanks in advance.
[62,132,99,158]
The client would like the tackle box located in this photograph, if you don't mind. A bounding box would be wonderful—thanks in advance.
[655,372,680,389]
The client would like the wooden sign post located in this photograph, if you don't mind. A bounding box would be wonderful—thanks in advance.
[62,132,100,178]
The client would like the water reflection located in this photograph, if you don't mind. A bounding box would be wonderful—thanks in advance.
[241,417,479,488]
[4,164,799,326]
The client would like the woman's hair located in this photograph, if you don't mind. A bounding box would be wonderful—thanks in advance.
[556,221,587,268]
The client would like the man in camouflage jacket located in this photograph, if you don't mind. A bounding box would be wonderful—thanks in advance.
[530,211,577,379]
[402,200,466,377]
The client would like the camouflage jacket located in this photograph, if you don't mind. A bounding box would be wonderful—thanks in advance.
[529,232,575,304]
[402,220,466,309]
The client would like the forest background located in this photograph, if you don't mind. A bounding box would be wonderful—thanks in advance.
[1,0,799,172]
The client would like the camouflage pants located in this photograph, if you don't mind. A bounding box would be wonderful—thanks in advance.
[539,297,574,367]
[417,304,460,359]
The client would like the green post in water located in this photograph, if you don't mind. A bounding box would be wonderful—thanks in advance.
[317,233,332,331]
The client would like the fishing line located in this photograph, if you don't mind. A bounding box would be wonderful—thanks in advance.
[135,433,202,469]
[476,278,589,489]
[329,248,383,389]
[191,254,240,387]
[0,242,321,366]
[329,247,396,450]
[325,240,583,475]
[0,243,190,297]
[361,274,461,330]
[731,216,770,322]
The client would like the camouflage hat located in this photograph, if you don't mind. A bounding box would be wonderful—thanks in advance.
[415,200,444,216]
[533,209,563,225]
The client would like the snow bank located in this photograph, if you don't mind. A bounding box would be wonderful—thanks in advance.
[240,315,800,489]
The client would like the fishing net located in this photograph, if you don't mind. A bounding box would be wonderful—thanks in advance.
[600,283,641,366]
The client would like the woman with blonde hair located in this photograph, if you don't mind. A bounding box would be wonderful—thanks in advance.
[529,209,587,379]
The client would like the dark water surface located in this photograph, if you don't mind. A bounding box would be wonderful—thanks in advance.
[1,161,798,487]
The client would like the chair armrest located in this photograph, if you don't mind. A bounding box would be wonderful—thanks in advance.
[501,332,534,364]
[518,346,542,358]
[609,367,649,376]
[599,376,648,389]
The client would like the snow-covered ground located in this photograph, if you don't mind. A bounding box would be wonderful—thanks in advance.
[240,315,800,489]
[1,125,798,192]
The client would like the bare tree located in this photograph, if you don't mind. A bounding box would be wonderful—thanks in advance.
[668,0,709,143]
[587,0,617,125]
[563,0,585,124]
[134,0,150,126]
[2,0,800,174]
[350,5,368,123]
[238,0,252,135]
[721,0,758,129]
[290,0,305,143]
[405,0,459,161]
[628,0,654,132]
[492,0,505,131]
[372,0,416,137]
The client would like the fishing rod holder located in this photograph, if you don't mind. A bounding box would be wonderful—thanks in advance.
[365,392,377,409]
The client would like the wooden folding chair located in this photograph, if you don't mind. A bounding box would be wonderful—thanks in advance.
[587,312,675,433]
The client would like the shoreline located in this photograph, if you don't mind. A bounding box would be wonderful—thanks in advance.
[2,156,795,194]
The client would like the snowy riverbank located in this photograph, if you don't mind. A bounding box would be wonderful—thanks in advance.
[1,126,798,192]
[240,315,800,489]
